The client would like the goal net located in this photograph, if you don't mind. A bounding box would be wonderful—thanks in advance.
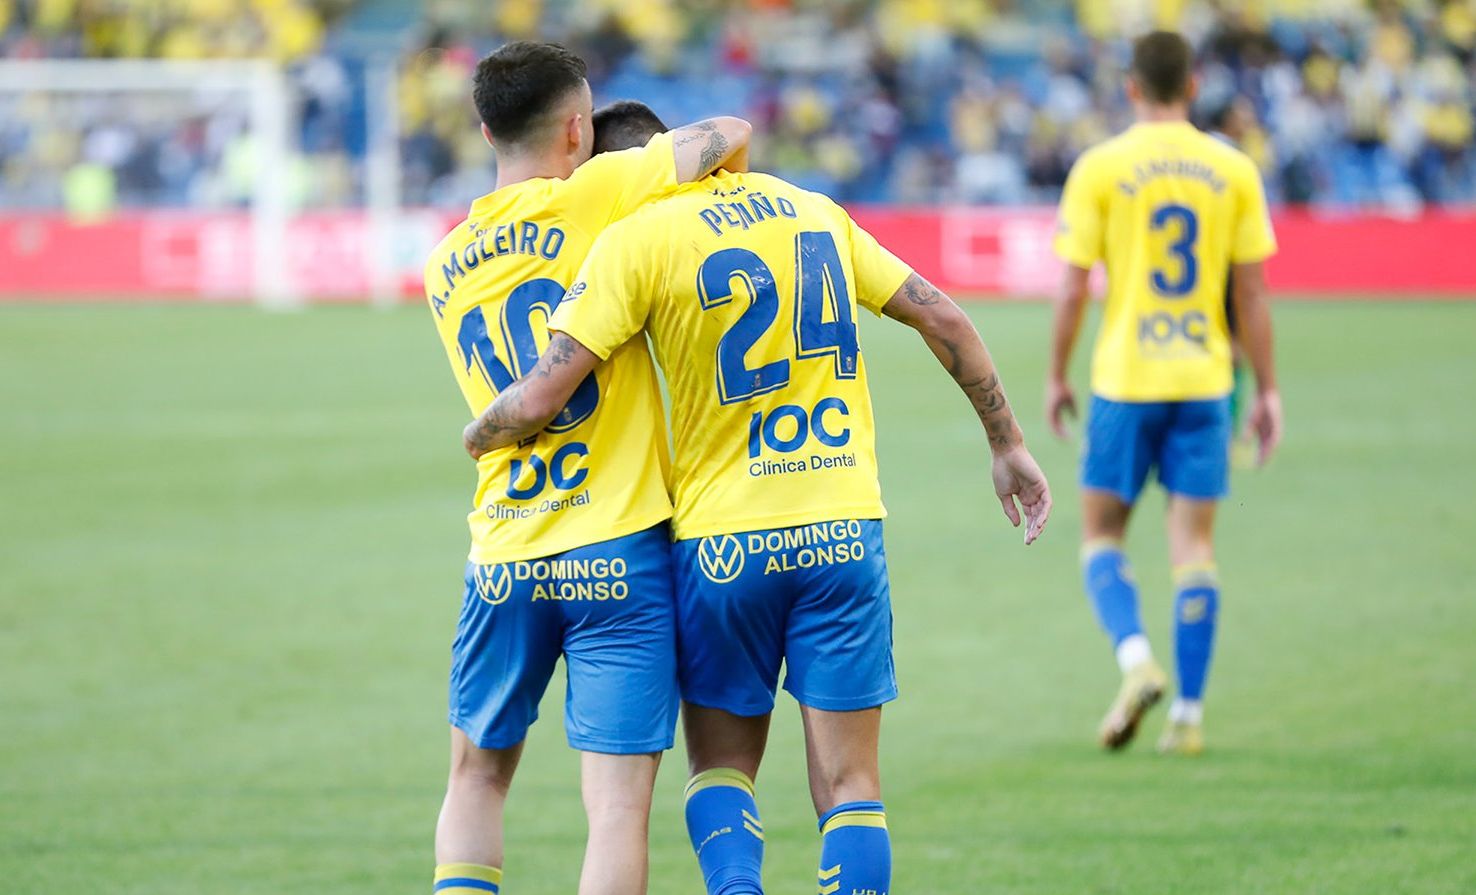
[0,59,296,306]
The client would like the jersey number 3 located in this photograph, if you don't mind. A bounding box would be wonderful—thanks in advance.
[1150,203,1199,297]
[697,231,859,404]
[455,278,599,433]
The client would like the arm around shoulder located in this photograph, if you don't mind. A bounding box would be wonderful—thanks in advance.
[462,333,602,459]
[671,116,753,182]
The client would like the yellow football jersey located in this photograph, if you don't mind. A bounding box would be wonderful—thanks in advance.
[549,171,914,540]
[1054,121,1277,402]
[424,133,678,564]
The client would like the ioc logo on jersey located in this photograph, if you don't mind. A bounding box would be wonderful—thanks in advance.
[473,563,514,605]
[1139,309,1208,348]
[697,534,746,584]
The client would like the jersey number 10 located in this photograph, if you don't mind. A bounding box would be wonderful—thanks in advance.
[697,231,859,405]
[455,278,599,433]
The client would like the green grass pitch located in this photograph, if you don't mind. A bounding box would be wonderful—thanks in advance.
[2,300,1473,894]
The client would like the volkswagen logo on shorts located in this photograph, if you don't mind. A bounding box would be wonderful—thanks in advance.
[473,563,513,605]
[697,534,745,584]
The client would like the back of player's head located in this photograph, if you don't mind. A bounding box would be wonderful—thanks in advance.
[1131,31,1193,105]
[473,41,588,147]
[592,100,668,154]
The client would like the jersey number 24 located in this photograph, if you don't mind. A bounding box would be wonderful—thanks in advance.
[696,231,859,405]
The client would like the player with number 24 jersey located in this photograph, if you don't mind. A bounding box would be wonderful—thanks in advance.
[550,170,905,540]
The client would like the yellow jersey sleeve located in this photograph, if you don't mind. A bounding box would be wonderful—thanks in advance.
[548,223,657,360]
[564,131,677,232]
[1054,151,1106,269]
[846,212,914,315]
[1230,159,1278,264]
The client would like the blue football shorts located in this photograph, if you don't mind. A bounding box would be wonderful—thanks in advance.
[672,519,897,716]
[1081,395,1232,505]
[448,523,678,754]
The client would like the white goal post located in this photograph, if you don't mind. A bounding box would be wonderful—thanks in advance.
[0,59,296,306]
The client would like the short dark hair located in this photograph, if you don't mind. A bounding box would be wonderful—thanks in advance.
[592,100,667,154]
[472,41,588,145]
[1131,31,1193,104]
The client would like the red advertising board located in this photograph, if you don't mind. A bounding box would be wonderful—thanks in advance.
[848,207,1476,297]
[3,208,1475,300]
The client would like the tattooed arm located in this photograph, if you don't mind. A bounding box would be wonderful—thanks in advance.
[881,272,1052,543]
[669,117,752,182]
[462,333,601,460]
[882,273,1025,449]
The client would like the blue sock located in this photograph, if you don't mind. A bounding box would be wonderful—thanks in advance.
[1082,541,1145,648]
[685,769,764,895]
[817,801,890,895]
[1173,564,1220,702]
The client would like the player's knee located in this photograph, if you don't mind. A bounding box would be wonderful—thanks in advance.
[584,752,659,812]
[1168,532,1215,567]
[584,790,653,832]
[687,749,762,781]
[809,765,881,815]
[448,747,517,795]
[1082,508,1129,542]
[683,708,767,779]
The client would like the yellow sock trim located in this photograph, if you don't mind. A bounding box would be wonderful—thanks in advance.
[685,767,756,799]
[820,810,887,836]
[1080,538,1124,563]
[1172,562,1219,588]
[434,863,502,893]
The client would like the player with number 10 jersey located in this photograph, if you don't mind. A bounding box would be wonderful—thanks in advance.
[420,43,753,895]
[424,136,679,567]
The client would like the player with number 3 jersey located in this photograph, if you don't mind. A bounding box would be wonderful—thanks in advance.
[1047,31,1282,758]
[464,144,1052,893]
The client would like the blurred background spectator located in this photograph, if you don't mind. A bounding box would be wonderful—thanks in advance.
[2,0,1474,212]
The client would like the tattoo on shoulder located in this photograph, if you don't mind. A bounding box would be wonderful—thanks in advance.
[697,130,730,176]
[673,120,719,149]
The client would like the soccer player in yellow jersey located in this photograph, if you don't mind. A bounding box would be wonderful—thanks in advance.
[1048,32,1284,755]
[422,43,751,895]
[462,126,1052,894]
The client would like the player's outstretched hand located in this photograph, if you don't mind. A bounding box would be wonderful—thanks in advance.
[1046,379,1077,440]
[992,445,1052,545]
[1248,388,1283,467]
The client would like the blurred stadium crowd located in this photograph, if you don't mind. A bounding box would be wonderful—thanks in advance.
[2,0,1474,212]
